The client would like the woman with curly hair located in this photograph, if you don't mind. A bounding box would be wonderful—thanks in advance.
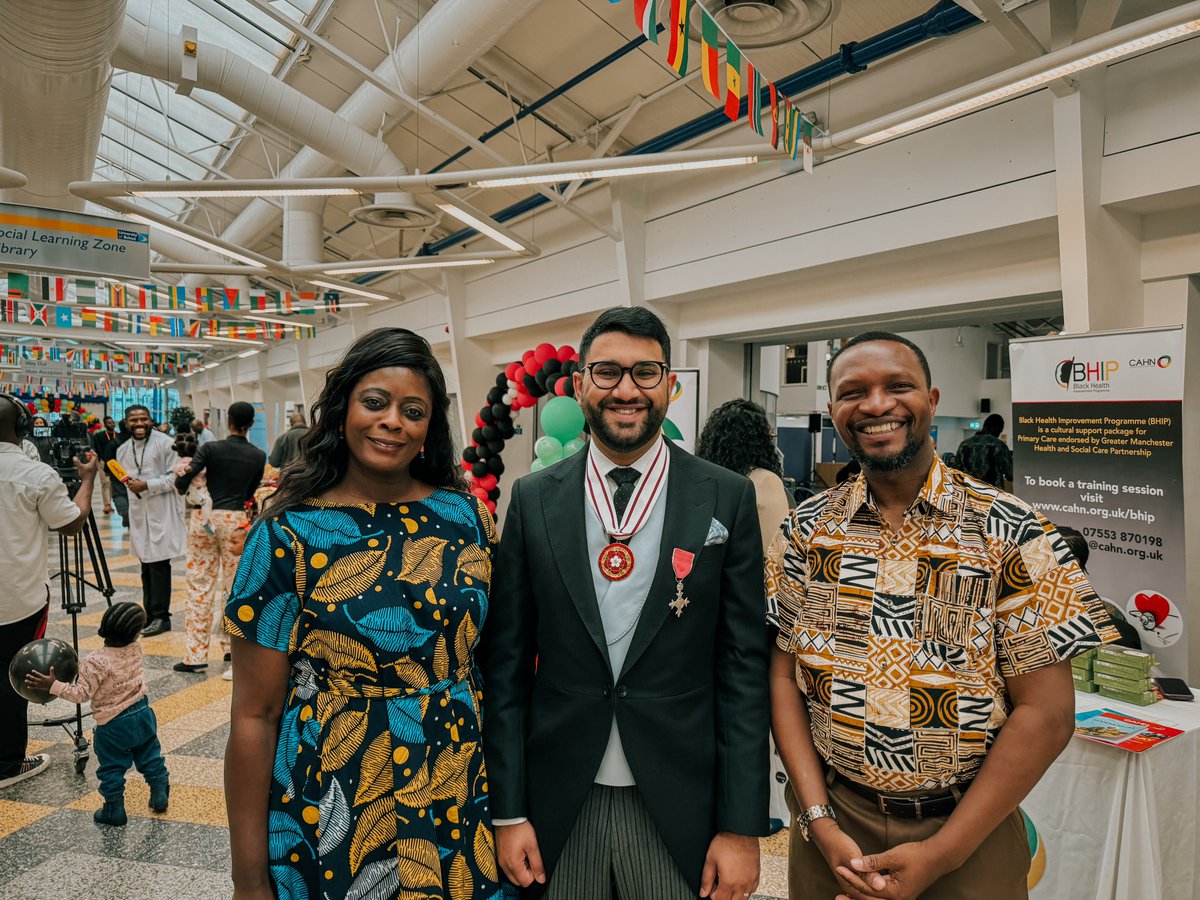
[223,328,502,900]
[697,398,790,554]
[697,397,792,831]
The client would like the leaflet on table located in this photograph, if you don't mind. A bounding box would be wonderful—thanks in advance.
[1073,708,1183,752]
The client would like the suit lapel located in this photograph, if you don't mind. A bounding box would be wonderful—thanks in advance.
[620,443,714,678]
[542,451,610,667]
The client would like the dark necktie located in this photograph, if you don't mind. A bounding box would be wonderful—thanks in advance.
[610,467,641,522]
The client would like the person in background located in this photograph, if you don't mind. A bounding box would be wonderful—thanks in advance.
[27,415,53,465]
[116,405,185,637]
[1055,525,1142,650]
[104,418,131,528]
[268,409,308,470]
[155,421,171,435]
[23,602,170,826]
[0,393,98,790]
[175,401,266,680]
[954,413,1012,490]
[93,416,119,515]
[222,328,500,900]
[696,397,793,834]
[191,418,215,446]
[767,332,1117,900]
[835,458,861,485]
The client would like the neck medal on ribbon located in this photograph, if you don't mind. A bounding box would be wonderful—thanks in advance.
[585,440,668,582]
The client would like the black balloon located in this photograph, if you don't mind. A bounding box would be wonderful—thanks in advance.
[8,638,79,705]
[487,439,505,454]
[541,358,562,376]
[523,373,540,394]
[533,371,548,391]
[487,387,503,405]
[490,403,508,421]
[463,446,479,464]
[497,421,515,439]
[487,456,504,475]
[481,424,498,441]
[495,372,509,388]
[488,487,501,501]
[471,427,485,445]
[562,378,576,398]
[472,462,489,478]
[480,405,495,424]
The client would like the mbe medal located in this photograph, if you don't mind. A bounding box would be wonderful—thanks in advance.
[599,542,635,581]
[669,548,695,617]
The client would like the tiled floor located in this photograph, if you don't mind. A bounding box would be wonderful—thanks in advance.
[0,501,790,899]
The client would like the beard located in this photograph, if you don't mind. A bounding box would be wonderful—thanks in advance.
[847,423,927,472]
[582,396,667,455]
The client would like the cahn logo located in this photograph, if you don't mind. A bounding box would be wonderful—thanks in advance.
[1055,357,1119,388]
[1128,355,1172,369]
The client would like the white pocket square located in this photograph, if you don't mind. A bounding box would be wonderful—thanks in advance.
[704,518,728,547]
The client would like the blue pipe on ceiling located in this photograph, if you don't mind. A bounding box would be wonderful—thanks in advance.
[415,0,982,259]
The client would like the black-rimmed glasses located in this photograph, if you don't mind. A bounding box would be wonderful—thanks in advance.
[585,361,668,390]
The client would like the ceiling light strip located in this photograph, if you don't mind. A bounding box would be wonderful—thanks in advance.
[471,156,759,188]
[307,279,389,301]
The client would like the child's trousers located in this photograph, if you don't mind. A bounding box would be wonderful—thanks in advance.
[92,697,168,801]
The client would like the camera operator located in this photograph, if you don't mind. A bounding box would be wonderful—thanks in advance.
[116,405,184,637]
[0,394,99,789]
[92,416,119,516]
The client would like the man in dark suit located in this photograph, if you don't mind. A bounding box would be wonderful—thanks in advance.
[482,307,769,900]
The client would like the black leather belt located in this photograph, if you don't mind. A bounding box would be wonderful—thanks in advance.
[830,770,969,819]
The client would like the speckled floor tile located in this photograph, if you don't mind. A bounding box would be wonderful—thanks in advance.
[0,849,232,899]
[0,800,56,839]
[69,782,229,829]
[157,754,224,787]
[171,722,230,759]
[757,842,790,900]
[150,676,231,725]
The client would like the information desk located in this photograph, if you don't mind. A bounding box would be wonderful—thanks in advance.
[1024,690,1200,900]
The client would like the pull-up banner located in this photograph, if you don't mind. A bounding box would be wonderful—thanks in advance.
[1010,327,1187,676]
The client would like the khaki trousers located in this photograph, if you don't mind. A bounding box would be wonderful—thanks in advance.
[182,509,245,665]
[787,779,1030,900]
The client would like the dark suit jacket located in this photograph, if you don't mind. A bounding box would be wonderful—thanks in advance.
[481,440,770,894]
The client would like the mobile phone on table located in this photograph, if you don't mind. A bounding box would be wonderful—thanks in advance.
[1153,677,1194,701]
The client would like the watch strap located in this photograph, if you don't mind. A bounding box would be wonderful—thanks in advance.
[797,804,837,841]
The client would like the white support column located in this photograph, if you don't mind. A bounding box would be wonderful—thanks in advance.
[611,182,645,308]
[1144,276,1200,678]
[295,341,316,417]
[687,338,746,421]
[256,351,285,448]
[1053,69,1143,333]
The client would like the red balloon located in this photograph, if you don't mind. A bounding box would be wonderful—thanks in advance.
[554,377,569,396]
[505,362,521,382]
[557,345,576,362]
[524,357,541,377]
[522,350,535,364]
[471,486,489,501]
[485,499,497,515]
[522,393,537,408]
[475,413,485,428]
[476,474,497,492]
[461,459,473,470]
[533,342,556,365]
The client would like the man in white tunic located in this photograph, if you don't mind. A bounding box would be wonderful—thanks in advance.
[116,404,185,636]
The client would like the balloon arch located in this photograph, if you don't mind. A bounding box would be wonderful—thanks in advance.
[461,342,587,517]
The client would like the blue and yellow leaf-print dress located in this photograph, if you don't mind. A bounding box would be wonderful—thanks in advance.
[224,491,503,900]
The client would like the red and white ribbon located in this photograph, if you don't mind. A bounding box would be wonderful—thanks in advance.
[584,439,669,541]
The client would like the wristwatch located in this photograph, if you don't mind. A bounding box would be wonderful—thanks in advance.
[795,804,837,842]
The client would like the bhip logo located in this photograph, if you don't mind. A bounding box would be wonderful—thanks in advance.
[1055,357,1119,388]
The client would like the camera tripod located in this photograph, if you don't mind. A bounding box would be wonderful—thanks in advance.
[35,502,115,775]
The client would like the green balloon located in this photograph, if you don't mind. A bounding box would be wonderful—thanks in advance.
[530,458,547,473]
[662,417,683,442]
[535,435,563,463]
[541,396,585,443]
[563,437,586,457]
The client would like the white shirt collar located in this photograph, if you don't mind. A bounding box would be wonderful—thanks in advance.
[587,434,667,485]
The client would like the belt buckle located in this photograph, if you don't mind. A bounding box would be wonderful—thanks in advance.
[877,794,923,818]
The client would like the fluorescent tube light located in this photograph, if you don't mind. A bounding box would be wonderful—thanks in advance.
[308,279,389,301]
[237,348,261,358]
[162,379,176,385]
[472,156,758,188]
[243,313,313,327]
[855,19,1200,145]
[208,334,266,346]
[127,214,268,269]
[133,187,359,198]
[324,258,494,275]
[436,203,527,251]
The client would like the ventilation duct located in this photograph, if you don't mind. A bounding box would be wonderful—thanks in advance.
[114,18,431,229]
[0,0,127,211]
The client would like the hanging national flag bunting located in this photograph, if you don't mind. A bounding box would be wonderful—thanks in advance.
[723,38,742,120]
[110,283,126,308]
[633,0,658,42]
[323,293,340,313]
[55,306,73,329]
[81,307,97,328]
[802,118,814,173]
[768,81,780,148]
[699,6,721,99]
[76,279,96,304]
[747,63,764,136]
[28,304,49,326]
[170,286,187,310]
[8,273,28,299]
[223,287,239,310]
[666,0,690,74]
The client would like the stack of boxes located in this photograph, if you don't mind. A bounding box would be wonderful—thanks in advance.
[1071,649,1099,692]
[1093,647,1159,706]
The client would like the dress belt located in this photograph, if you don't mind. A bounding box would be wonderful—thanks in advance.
[828,769,970,819]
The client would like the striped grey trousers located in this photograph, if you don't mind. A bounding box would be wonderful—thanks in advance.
[545,784,696,900]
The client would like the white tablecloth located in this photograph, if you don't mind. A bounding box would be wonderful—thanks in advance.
[1024,691,1200,900]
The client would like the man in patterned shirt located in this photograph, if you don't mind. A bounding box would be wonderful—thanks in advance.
[766,332,1116,900]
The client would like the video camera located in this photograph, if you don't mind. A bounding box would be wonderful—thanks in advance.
[37,419,91,487]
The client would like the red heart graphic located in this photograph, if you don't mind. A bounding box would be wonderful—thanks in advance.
[1134,591,1170,628]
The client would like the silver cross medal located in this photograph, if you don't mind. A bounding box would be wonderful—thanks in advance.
[669,580,690,618]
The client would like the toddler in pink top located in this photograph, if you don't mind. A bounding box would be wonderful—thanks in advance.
[25,602,170,826]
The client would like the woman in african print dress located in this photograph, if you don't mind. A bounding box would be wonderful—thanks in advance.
[224,328,504,900]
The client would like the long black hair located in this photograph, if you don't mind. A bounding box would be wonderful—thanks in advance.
[267,328,463,516]
[696,398,782,478]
